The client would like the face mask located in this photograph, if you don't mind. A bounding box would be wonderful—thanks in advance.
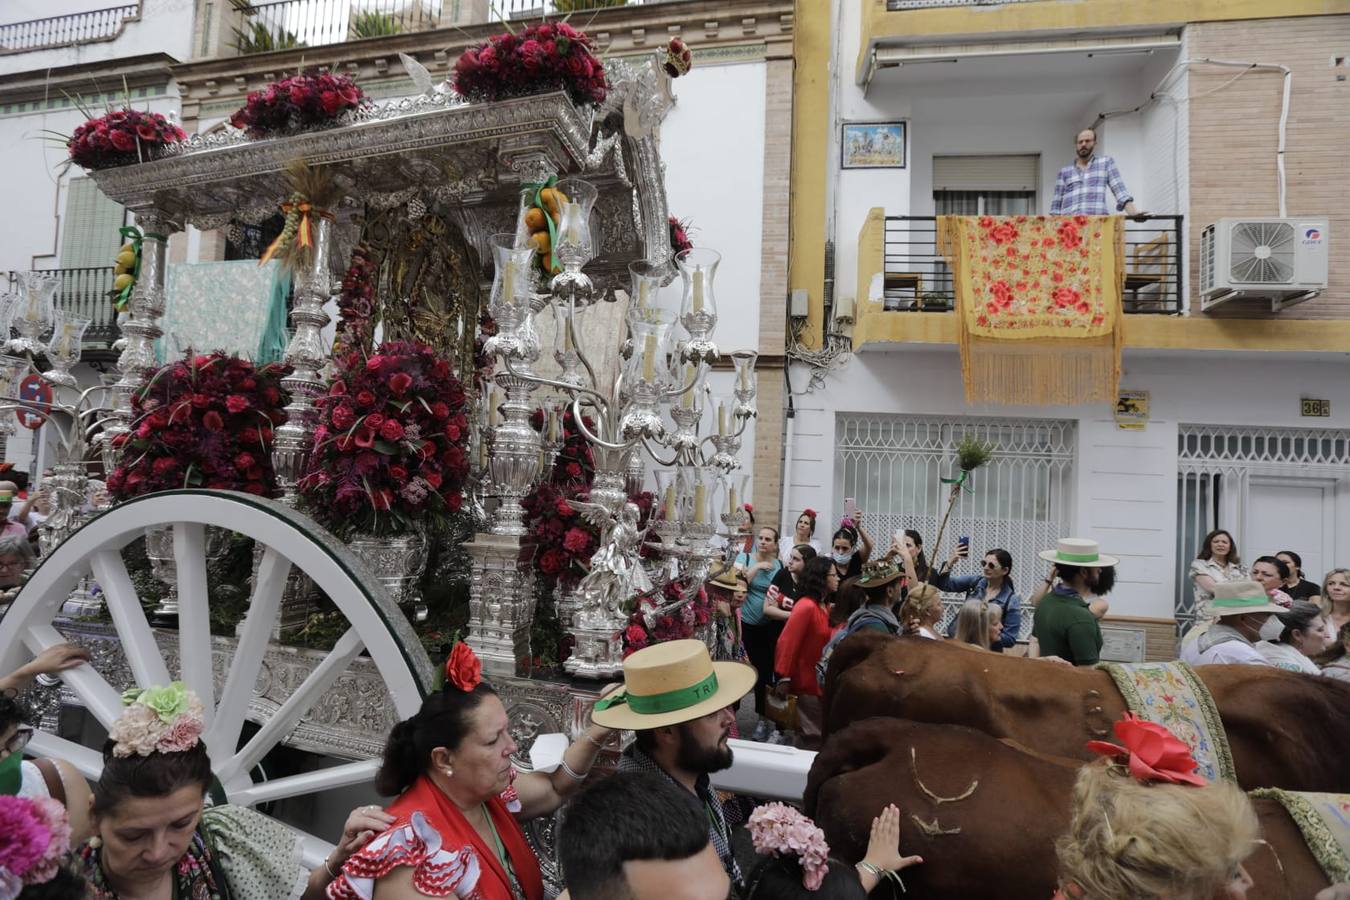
[832,550,854,565]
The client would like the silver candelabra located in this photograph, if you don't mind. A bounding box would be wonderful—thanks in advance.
[477,177,759,679]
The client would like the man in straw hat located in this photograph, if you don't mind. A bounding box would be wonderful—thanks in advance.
[591,639,758,889]
[1032,538,1119,666]
[1180,580,1284,667]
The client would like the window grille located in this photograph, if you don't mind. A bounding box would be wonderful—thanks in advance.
[1175,424,1350,634]
[837,415,1076,638]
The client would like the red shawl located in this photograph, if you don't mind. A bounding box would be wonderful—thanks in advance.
[331,775,542,900]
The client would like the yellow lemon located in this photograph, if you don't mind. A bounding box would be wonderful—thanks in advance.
[113,273,135,292]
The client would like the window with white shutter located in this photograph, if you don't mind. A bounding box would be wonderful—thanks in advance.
[59,177,127,269]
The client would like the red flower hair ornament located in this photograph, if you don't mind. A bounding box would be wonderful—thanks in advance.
[1085,713,1207,787]
[444,643,483,693]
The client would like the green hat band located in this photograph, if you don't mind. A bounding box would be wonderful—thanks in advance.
[1053,550,1100,563]
[1211,594,1273,609]
[593,671,720,716]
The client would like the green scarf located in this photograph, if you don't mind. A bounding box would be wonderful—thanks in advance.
[0,748,22,795]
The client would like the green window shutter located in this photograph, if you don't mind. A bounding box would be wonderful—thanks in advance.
[60,177,127,269]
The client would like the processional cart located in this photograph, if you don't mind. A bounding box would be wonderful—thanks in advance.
[0,34,764,887]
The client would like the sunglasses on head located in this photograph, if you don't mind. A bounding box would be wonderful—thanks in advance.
[3,725,32,756]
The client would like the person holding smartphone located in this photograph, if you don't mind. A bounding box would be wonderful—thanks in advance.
[736,526,786,741]
[933,540,1024,651]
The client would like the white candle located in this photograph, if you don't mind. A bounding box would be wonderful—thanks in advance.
[638,278,651,309]
[717,403,727,436]
[547,408,558,442]
[728,485,738,514]
[562,203,581,244]
[692,270,704,313]
[563,321,575,352]
[488,390,500,427]
[641,334,657,381]
[680,364,696,409]
[502,260,516,302]
[663,485,676,519]
[693,484,706,524]
[739,364,750,391]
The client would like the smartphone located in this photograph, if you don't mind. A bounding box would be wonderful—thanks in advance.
[843,497,859,521]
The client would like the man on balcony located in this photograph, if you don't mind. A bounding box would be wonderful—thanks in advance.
[1049,128,1142,217]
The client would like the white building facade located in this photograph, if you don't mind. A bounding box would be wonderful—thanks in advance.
[783,0,1350,647]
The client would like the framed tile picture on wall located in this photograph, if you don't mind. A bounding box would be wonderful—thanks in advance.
[841,121,907,169]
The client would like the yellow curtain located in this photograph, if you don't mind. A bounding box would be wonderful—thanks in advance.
[938,215,1124,406]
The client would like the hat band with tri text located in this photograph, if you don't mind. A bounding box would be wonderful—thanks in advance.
[592,671,719,716]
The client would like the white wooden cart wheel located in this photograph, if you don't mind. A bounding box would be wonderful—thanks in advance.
[0,489,436,863]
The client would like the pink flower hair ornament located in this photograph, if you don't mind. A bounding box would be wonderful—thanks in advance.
[747,803,831,891]
[0,795,71,899]
[107,682,206,758]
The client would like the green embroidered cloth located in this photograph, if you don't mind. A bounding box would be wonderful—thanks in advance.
[160,260,286,362]
[1099,661,1237,783]
[1251,789,1350,884]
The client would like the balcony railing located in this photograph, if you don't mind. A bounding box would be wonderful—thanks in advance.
[881,215,1184,315]
[501,0,671,18]
[885,0,1043,9]
[228,0,446,53]
[3,268,121,350]
[0,5,139,54]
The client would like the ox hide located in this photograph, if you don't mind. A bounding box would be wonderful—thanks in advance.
[806,718,1330,900]
[822,633,1350,793]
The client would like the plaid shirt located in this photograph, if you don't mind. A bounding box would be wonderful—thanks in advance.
[618,746,743,887]
[1049,154,1133,215]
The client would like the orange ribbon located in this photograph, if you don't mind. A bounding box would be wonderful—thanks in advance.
[258,201,332,266]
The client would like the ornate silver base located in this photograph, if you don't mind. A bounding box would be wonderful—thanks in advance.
[466,532,537,678]
[562,622,624,680]
[348,532,429,621]
[61,578,104,618]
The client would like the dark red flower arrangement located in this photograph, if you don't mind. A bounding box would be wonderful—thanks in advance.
[522,408,599,584]
[299,341,470,537]
[67,109,185,171]
[228,72,365,139]
[669,216,693,258]
[623,579,715,656]
[334,244,377,354]
[107,352,291,499]
[452,21,607,108]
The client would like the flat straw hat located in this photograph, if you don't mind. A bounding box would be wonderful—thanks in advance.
[1038,537,1119,568]
[1210,579,1289,618]
[707,562,745,592]
[590,639,757,731]
[851,555,906,590]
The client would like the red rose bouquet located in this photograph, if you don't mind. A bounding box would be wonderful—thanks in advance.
[67,109,185,171]
[106,352,291,499]
[228,72,365,139]
[669,216,693,257]
[452,21,607,108]
[299,340,471,537]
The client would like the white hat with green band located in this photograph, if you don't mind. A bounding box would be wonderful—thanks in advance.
[1209,579,1288,618]
[590,639,757,731]
[1038,537,1119,568]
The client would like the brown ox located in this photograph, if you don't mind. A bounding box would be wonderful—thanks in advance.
[823,633,1350,793]
[806,718,1331,900]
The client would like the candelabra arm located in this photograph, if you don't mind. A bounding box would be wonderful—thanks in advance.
[664,370,701,405]
[569,396,630,452]
[640,436,680,469]
[567,297,601,392]
[500,355,610,412]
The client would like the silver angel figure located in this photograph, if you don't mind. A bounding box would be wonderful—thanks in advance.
[572,500,651,623]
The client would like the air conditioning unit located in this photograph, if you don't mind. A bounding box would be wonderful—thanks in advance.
[1200,218,1328,312]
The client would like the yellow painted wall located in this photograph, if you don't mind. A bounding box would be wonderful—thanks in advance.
[790,0,832,349]
[858,0,1348,83]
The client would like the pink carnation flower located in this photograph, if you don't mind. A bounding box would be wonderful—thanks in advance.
[108,702,163,757]
[748,803,831,891]
[158,713,205,753]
